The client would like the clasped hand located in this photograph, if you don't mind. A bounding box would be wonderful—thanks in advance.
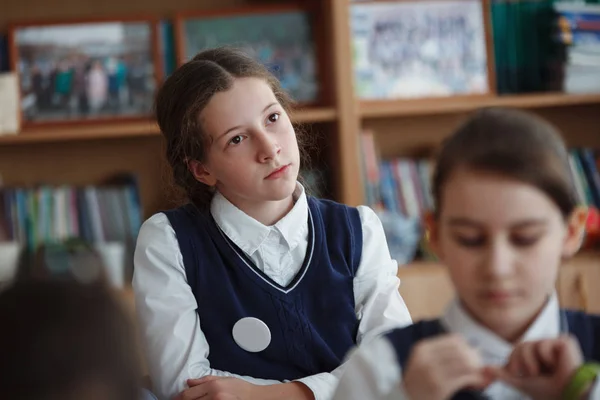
[403,334,586,400]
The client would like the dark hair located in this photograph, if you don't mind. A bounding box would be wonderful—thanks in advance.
[433,107,577,219]
[155,46,309,209]
[0,279,142,400]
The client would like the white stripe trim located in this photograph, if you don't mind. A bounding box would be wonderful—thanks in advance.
[216,207,315,294]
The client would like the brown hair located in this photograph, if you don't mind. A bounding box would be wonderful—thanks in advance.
[156,46,309,209]
[0,279,142,400]
[433,107,577,219]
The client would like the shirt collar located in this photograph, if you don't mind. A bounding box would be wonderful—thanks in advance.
[273,183,308,250]
[210,182,308,255]
[440,293,561,364]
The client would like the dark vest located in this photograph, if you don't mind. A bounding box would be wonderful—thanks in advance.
[163,196,363,381]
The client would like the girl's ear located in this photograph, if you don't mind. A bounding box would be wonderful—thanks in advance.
[187,159,217,187]
[424,211,442,258]
[563,206,588,258]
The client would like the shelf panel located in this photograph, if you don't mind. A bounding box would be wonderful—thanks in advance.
[400,251,600,271]
[0,107,337,146]
[290,107,338,123]
[360,93,600,119]
[0,121,161,145]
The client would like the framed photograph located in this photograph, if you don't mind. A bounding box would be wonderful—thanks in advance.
[350,0,491,100]
[8,18,162,127]
[175,5,320,104]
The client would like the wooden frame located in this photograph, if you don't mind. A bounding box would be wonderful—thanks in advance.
[8,16,163,130]
[173,3,324,107]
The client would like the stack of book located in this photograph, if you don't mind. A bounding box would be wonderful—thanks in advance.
[491,0,565,94]
[0,173,142,253]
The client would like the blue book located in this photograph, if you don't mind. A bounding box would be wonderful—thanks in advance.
[0,35,8,72]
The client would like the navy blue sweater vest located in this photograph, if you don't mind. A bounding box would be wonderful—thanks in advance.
[385,310,600,400]
[163,197,362,381]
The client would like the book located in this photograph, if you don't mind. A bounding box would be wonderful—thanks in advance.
[0,73,20,135]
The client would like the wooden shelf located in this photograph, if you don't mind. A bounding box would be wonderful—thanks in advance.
[0,121,161,145]
[400,251,600,272]
[0,107,337,146]
[290,107,338,123]
[360,92,600,119]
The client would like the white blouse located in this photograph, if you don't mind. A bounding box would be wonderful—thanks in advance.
[332,293,600,400]
[133,183,412,400]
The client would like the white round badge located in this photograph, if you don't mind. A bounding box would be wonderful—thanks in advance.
[232,317,271,353]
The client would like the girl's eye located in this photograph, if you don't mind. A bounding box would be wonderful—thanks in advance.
[229,135,244,145]
[454,235,486,248]
[510,235,541,247]
[267,113,280,124]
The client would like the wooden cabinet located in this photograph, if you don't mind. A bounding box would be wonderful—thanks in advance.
[397,263,454,321]
[558,252,600,314]
[398,253,600,322]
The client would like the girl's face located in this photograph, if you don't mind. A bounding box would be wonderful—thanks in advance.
[192,77,300,210]
[429,168,585,342]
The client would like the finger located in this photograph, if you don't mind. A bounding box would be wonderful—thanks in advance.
[494,367,523,389]
[428,344,483,376]
[520,343,540,377]
[495,366,554,396]
[505,347,521,377]
[534,340,557,373]
[175,385,209,400]
[556,335,583,367]
[187,376,223,387]
[439,353,485,383]
[481,366,502,387]
[506,345,535,377]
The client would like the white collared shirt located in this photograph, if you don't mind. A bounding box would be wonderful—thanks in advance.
[332,294,600,400]
[133,183,412,400]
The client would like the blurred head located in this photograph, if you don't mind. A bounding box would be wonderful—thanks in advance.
[156,47,305,211]
[0,279,142,400]
[428,107,586,342]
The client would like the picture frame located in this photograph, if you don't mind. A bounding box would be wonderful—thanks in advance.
[175,5,321,105]
[8,17,163,128]
[350,0,492,100]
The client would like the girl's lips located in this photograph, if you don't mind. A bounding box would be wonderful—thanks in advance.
[265,164,290,180]
[480,290,518,304]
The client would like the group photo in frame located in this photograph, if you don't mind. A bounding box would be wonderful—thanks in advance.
[8,17,162,127]
[175,5,320,105]
[350,0,491,100]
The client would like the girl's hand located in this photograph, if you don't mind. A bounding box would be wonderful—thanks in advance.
[174,376,245,400]
[402,334,493,400]
[174,376,314,400]
[496,335,584,400]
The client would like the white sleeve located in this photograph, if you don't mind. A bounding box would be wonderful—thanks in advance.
[354,206,413,345]
[132,213,281,400]
[293,206,413,400]
[332,337,408,400]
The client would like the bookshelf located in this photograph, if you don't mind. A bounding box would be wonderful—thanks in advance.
[360,92,600,119]
[2,0,600,318]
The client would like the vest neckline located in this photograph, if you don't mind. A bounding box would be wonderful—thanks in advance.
[207,200,316,295]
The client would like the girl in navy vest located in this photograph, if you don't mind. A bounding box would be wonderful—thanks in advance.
[132,47,412,400]
[332,107,600,400]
